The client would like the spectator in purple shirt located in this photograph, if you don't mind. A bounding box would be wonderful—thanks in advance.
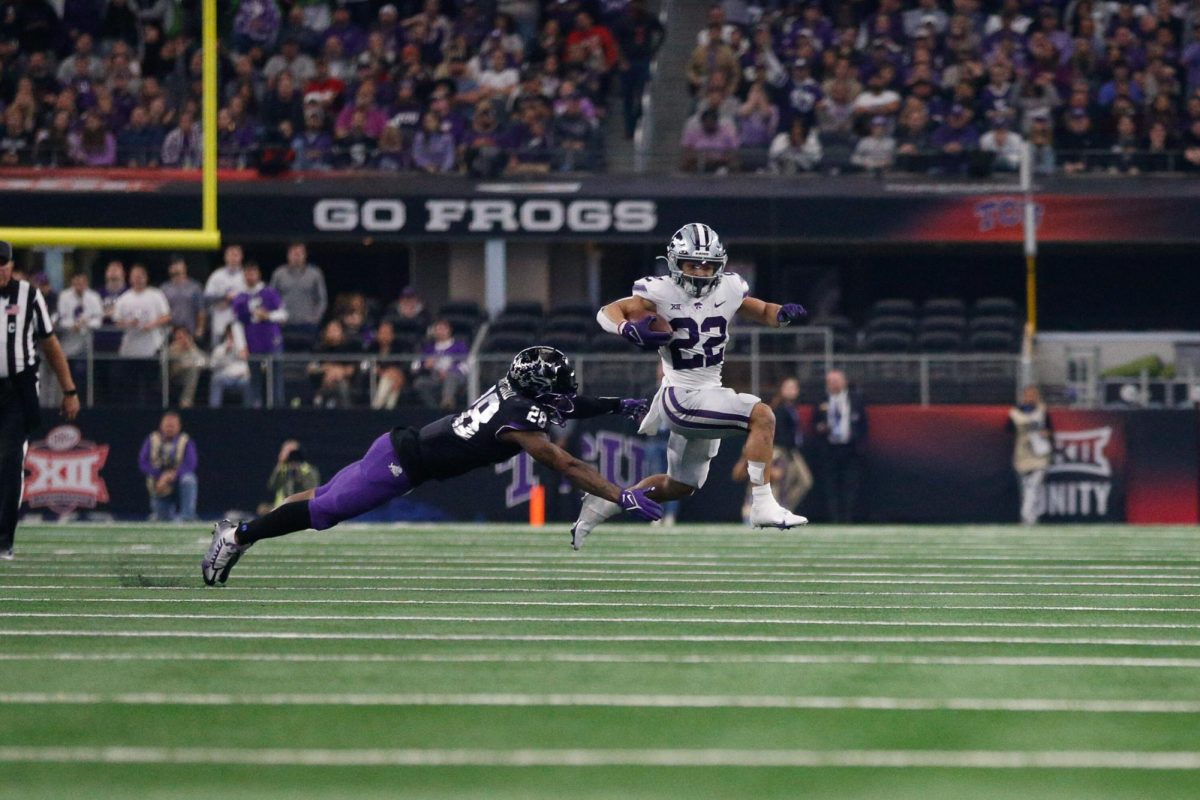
[293,106,335,170]
[233,0,282,54]
[335,80,388,139]
[412,110,457,173]
[324,7,368,58]
[138,411,199,522]
[68,109,116,166]
[412,318,469,410]
[930,103,980,172]
[233,262,288,408]
[680,108,739,172]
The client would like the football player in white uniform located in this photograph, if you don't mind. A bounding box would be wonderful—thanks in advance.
[571,222,809,548]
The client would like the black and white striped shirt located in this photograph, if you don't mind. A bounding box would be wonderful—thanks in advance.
[0,279,54,378]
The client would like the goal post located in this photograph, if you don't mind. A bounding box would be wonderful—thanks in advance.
[0,0,220,251]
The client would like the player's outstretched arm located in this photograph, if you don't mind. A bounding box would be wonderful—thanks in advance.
[563,395,650,425]
[501,429,663,521]
[737,296,807,328]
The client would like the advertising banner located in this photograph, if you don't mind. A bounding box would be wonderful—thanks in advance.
[23,407,1196,524]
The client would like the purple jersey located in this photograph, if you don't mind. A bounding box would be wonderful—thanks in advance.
[232,285,284,353]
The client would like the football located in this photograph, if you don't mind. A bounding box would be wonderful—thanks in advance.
[625,306,673,333]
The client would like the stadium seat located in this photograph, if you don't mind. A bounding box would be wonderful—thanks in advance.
[922,298,967,318]
[542,332,590,354]
[968,330,1016,352]
[440,314,481,339]
[866,315,916,335]
[550,303,597,319]
[544,317,592,336]
[869,299,916,319]
[589,335,635,353]
[489,315,542,336]
[969,315,1017,335]
[974,297,1020,319]
[863,330,913,353]
[483,332,533,354]
[438,301,483,322]
[502,301,545,318]
[916,330,963,353]
[919,315,967,335]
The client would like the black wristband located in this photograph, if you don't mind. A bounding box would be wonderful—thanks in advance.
[63,389,78,397]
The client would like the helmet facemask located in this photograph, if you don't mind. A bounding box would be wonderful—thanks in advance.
[666,223,727,298]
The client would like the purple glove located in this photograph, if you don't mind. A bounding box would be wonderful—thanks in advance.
[619,488,664,522]
[619,398,650,424]
[776,303,807,327]
[619,316,673,350]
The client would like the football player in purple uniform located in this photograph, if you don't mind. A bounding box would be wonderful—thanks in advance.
[202,346,658,585]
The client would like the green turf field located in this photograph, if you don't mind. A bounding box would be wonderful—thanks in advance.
[2,522,1199,799]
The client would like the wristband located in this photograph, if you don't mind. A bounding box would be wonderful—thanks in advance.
[63,389,78,397]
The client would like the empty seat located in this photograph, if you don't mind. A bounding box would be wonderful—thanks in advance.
[968,330,1016,352]
[916,330,963,352]
[866,315,916,335]
[869,299,916,319]
[489,315,541,335]
[483,332,533,354]
[544,317,592,335]
[549,303,596,320]
[438,301,483,321]
[440,314,481,339]
[589,335,634,353]
[969,315,1016,335]
[502,301,545,317]
[974,297,1020,318]
[542,331,589,354]
[863,330,913,353]
[919,315,966,334]
[922,297,966,317]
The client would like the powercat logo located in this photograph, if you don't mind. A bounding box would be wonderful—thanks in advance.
[24,425,110,515]
[1043,427,1115,518]
[313,198,657,234]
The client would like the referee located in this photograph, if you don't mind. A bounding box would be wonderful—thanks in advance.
[0,241,79,560]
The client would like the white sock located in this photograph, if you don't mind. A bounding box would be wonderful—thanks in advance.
[751,483,776,507]
[747,460,767,485]
[574,493,622,534]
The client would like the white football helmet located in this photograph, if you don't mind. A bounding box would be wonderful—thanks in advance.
[665,222,727,298]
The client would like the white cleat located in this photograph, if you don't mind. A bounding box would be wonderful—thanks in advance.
[570,522,589,551]
[201,519,249,586]
[749,504,809,530]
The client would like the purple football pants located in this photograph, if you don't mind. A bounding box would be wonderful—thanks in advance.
[308,434,413,530]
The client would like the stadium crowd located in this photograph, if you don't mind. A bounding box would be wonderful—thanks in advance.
[681,0,1200,175]
[0,0,665,174]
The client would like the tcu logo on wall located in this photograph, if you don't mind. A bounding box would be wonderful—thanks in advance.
[24,425,110,515]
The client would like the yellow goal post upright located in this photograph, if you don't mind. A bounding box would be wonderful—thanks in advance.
[0,0,220,251]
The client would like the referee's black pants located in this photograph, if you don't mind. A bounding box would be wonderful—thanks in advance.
[0,377,33,551]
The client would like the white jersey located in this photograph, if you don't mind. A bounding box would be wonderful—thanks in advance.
[632,272,749,390]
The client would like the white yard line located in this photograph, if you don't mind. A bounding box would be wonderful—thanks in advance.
[7,573,1200,587]
[1,692,1199,714]
[5,612,1200,630]
[1,652,1200,669]
[3,630,1200,646]
[2,597,1196,613]
[2,746,1200,769]
[3,585,1200,598]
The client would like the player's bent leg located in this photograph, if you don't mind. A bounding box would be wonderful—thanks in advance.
[744,403,808,530]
